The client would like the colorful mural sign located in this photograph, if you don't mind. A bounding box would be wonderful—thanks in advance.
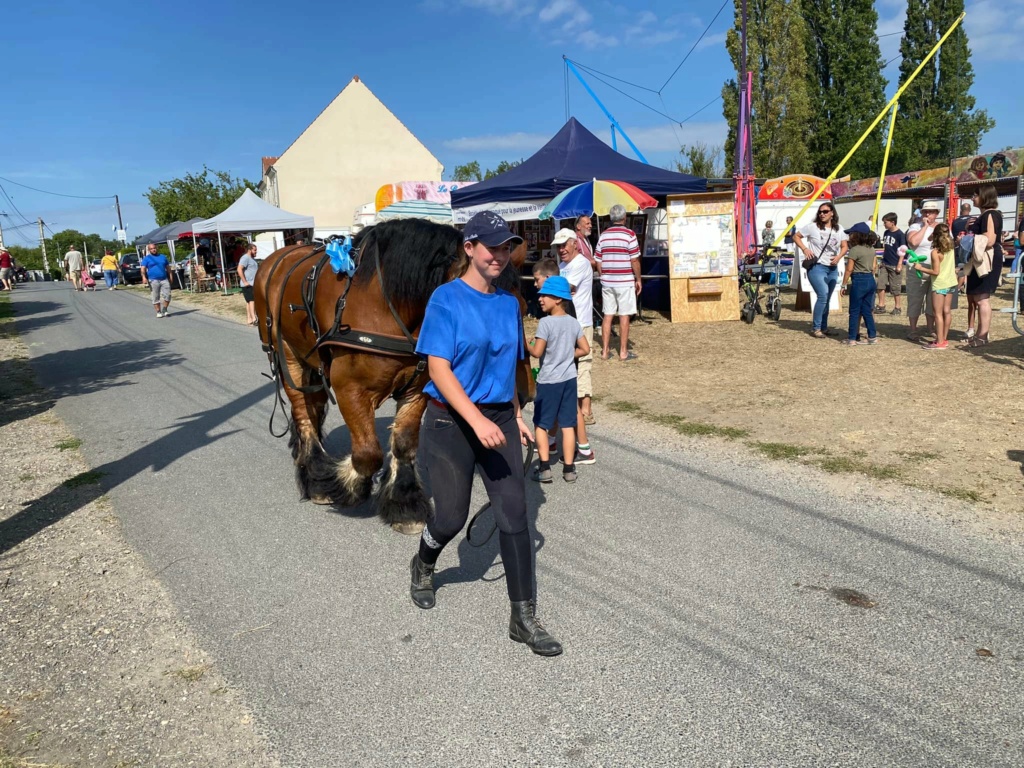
[951,149,1023,182]
[374,181,477,211]
[757,175,832,201]
[831,166,949,198]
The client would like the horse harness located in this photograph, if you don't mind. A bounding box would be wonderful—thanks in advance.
[259,241,427,427]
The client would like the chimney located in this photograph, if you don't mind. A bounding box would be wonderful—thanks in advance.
[353,74,360,83]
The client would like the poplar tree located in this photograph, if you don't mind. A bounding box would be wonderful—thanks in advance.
[804,0,887,179]
[891,0,993,172]
[721,0,811,177]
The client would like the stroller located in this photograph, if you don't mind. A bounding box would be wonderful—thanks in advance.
[81,269,98,291]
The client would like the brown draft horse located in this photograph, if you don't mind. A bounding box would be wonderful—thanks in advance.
[254,219,532,533]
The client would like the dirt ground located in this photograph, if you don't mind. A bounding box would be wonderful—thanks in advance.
[0,294,278,768]
[588,278,1024,525]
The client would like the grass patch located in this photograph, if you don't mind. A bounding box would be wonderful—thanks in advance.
[815,456,903,482]
[748,441,813,460]
[938,486,983,503]
[897,450,941,461]
[607,400,641,413]
[54,438,82,451]
[167,664,210,683]
[62,470,106,488]
[607,400,748,440]
[18,474,34,482]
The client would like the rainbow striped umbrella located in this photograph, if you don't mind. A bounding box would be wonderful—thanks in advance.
[538,179,658,221]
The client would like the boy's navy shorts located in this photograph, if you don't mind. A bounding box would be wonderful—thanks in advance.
[533,378,578,431]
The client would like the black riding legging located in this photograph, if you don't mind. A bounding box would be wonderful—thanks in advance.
[418,401,533,602]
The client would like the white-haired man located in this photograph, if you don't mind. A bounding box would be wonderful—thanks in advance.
[595,204,641,361]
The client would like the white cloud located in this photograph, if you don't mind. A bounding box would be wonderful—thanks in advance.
[965,0,1024,61]
[539,0,590,25]
[576,28,619,48]
[442,131,551,152]
[695,31,728,52]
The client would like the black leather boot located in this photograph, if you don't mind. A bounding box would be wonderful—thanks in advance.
[509,600,562,656]
[409,555,436,609]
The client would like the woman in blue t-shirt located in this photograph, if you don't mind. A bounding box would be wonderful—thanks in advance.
[409,211,562,657]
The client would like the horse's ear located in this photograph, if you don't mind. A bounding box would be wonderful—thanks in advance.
[510,241,527,270]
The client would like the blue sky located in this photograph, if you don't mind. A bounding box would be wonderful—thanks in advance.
[1,0,1019,242]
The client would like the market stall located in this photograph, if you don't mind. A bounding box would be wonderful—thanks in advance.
[191,190,314,293]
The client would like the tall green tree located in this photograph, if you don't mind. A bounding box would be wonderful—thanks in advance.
[451,159,522,182]
[722,0,812,177]
[804,0,887,179]
[890,0,993,173]
[675,142,725,178]
[145,166,255,226]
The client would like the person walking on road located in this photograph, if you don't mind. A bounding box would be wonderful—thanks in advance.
[529,275,589,485]
[141,243,173,318]
[237,243,259,325]
[0,247,13,291]
[100,249,121,290]
[794,201,848,338]
[595,204,641,361]
[408,211,562,657]
[65,245,84,291]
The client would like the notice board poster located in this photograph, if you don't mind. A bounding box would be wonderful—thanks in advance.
[666,193,737,279]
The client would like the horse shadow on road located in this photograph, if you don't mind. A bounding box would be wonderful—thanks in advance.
[0,374,274,556]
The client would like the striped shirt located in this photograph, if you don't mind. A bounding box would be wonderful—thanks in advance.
[595,226,640,286]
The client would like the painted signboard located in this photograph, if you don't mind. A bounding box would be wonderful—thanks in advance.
[952,149,1023,182]
[757,175,833,201]
[374,181,477,211]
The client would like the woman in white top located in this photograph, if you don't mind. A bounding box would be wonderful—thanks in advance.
[793,202,849,338]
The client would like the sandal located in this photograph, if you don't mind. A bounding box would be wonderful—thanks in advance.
[840,339,859,346]
[812,330,826,339]
[967,336,989,348]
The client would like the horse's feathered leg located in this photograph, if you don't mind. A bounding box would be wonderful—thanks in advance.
[377,391,430,534]
[326,376,380,507]
[280,345,330,503]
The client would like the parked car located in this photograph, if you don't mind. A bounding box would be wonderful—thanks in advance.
[119,253,142,285]
[88,259,104,279]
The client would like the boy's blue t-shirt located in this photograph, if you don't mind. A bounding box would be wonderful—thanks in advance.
[141,254,170,280]
[416,278,524,404]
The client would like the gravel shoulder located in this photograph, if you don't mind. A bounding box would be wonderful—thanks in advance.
[0,292,279,768]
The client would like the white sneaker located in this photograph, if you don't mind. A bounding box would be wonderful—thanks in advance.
[966,328,975,339]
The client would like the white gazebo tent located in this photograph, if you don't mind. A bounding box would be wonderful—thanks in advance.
[191,189,315,293]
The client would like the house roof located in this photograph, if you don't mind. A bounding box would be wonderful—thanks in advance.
[262,156,279,176]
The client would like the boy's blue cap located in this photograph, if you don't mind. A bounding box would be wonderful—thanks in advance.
[463,211,523,248]
[845,221,873,236]
[538,275,572,301]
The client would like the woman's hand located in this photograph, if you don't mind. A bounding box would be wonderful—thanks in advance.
[516,416,534,447]
[830,256,842,266]
[472,417,506,449]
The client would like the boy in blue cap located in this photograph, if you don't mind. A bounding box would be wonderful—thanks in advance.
[530,275,590,483]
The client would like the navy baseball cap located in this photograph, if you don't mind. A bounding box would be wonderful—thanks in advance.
[844,221,874,236]
[462,211,523,248]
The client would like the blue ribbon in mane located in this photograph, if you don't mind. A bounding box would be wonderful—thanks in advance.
[326,235,356,276]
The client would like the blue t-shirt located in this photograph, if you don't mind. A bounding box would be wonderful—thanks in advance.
[141,254,170,281]
[416,278,524,404]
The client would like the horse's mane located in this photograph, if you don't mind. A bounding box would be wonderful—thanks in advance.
[352,219,462,305]
[352,218,522,302]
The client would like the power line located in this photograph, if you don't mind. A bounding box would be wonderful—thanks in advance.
[564,58,659,94]
[0,182,34,227]
[571,62,684,123]
[0,175,114,200]
[660,0,730,93]
[679,96,723,125]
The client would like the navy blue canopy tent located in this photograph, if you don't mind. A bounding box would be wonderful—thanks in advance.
[450,118,706,213]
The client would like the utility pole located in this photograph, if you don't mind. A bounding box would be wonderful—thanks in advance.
[38,218,50,275]
[0,212,7,250]
[115,194,125,245]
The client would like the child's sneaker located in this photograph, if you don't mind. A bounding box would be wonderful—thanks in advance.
[562,466,577,483]
[532,466,553,483]
[574,449,596,465]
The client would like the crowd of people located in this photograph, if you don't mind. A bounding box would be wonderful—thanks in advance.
[793,184,1015,349]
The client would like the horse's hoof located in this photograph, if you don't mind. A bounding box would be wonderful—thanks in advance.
[310,495,333,505]
[391,520,425,536]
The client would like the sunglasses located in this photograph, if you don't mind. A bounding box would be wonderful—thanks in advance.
[817,209,832,215]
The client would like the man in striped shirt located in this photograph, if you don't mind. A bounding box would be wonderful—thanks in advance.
[595,204,641,361]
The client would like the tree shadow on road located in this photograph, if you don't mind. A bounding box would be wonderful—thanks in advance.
[0,383,274,556]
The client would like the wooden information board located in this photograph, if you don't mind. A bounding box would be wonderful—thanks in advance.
[666,192,740,323]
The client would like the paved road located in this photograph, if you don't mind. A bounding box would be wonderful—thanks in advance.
[10,283,1024,767]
